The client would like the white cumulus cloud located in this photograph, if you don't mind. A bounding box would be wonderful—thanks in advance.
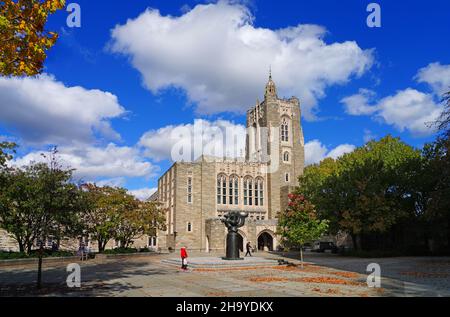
[305,140,355,165]
[341,88,377,115]
[12,143,158,182]
[139,119,247,162]
[416,62,450,96]
[128,187,157,201]
[109,0,373,118]
[0,74,125,145]
[341,88,442,136]
[341,62,447,137]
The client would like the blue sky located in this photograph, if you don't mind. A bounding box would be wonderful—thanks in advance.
[0,0,449,200]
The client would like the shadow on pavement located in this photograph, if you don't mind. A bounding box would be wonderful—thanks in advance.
[270,251,450,296]
[0,258,173,297]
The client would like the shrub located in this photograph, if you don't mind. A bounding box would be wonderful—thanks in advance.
[103,247,138,255]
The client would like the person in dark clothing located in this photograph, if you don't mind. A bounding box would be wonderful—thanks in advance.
[245,241,253,257]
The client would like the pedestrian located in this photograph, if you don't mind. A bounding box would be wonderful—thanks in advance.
[180,246,188,270]
[245,241,253,257]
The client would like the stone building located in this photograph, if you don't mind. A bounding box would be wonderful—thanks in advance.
[154,74,305,252]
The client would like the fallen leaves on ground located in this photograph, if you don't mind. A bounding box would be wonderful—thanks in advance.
[193,264,324,273]
[329,271,359,278]
[194,266,274,272]
[249,276,363,286]
[312,287,342,295]
[249,277,289,283]
[294,277,362,286]
[271,264,324,273]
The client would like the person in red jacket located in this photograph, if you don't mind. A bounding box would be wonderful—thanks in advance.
[180,246,188,270]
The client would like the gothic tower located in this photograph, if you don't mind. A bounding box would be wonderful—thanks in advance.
[245,73,305,218]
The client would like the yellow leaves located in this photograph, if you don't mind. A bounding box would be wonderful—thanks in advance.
[19,20,25,29]
[0,0,63,76]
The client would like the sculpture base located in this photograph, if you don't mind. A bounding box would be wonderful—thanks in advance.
[221,257,244,261]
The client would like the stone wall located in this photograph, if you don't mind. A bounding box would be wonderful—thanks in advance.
[0,229,153,253]
[0,229,19,252]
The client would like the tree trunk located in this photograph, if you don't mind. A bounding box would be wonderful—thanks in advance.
[18,240,24,253]
[355,234,362,251]
[300,245,304,269]
[37,244,43,289]
[351,234,357,251]
[26,241,33,254]
[99,239,108,253]
[447,218,450,252]
[98,239,103,253]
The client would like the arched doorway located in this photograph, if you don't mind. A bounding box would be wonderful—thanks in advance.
[258,232,274,251]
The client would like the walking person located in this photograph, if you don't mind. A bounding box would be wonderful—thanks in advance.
[245,241,253,257]
[180,246,188,270]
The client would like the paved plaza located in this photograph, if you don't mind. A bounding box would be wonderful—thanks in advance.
[1,252,449,297]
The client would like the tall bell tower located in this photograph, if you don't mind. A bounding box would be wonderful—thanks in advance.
[245,73,305,218]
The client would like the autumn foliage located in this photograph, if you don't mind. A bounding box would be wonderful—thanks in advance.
[0,0,65,76]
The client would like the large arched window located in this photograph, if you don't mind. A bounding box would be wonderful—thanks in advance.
[244,177,253,206]
[229,175,239,205]
[217,174,227,204]
[281,118,289,142]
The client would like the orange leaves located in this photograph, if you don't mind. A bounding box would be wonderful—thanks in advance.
[0,0,64,76]
[249,277,288,283]
[312,288,343,295]
[296,277,362,286]
[249,276,363,286]
[329,271,359,278]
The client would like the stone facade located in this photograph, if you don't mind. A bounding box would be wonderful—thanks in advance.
[155,75,305,252]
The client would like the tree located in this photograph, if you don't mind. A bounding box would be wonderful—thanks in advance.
[434,90,450,133]
[0,141,16,168]
[116,200,166,249]
[81,184,133,252]
[82,185,167,251]
[298,136,421,251]
[0,0,65,76]
[0,148,85,288]
[421,132,450,251]
[277,193,329,268]
[0,141,16,192]
[298,158,340,232]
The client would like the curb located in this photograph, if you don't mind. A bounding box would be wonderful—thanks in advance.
[0,256,82,267]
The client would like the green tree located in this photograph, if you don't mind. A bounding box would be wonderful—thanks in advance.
[0,148,85,288]
[82,184,134,252]
[434,90,450,133]
[421,133,450,251]
[0,141,16,168]
[298,158,340,232]
[277,193,329,268]
[298,136,421,251]
[0,0,65,76]
[0,141,16,194]
[116,200,166,249]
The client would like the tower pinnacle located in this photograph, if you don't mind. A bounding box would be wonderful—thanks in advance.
[265,68,277,99]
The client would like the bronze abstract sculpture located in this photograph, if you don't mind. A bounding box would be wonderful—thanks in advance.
[221,211,248,260]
